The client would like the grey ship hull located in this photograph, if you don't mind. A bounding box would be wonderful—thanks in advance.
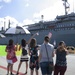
[30,29,75,46]
[0,29,75,47]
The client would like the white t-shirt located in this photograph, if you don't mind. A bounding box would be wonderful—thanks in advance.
[40,43,54,63]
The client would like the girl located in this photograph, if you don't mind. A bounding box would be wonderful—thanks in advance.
[54,41,68,75]
[16,33,38,75]
[5,39,17,75]
[29,38,40,75]
[16,39,28,75]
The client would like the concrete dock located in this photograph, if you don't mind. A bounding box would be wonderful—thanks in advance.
[0,54,75,75]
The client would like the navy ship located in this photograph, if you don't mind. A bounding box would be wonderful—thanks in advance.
[23,0,75,46]
[0,0,75,46]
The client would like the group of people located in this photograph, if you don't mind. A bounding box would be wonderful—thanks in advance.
[5,32,68,75]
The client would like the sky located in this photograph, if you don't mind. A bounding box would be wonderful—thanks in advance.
[0,0,75,30]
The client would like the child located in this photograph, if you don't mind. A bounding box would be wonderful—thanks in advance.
[5,39,17,75]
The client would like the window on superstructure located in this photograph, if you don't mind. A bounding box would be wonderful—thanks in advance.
[61,25,62,27]
[70,24,71,26]
[72,24,74,27]
[59,25,60,27]
[64,24,66,27]
[62,24,64,27]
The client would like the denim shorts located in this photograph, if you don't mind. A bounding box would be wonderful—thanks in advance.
[40,62,53,75]
[7,59,13,64]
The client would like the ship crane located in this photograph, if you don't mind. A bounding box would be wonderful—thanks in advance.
[62,0,70,15]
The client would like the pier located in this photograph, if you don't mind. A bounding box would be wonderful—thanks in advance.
[0,54,75,75]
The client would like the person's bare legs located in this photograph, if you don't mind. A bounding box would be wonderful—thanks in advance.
[31,70,34,75]
[17,62,22,74]
[35,69,38,75]
[10,64,13,75]
[25,61,28,74]
[7,63,11,74]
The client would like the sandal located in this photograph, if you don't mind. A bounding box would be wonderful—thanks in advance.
[16,72,19,75]
[11,73,14,75]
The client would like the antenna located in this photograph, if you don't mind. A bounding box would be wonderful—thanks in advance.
[8,20,11,28]
[4,18,6,31]
[73,0,74,13]
[41,15,44,22]
[62,0,70,15]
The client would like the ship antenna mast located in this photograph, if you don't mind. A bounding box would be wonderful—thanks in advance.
[62,0,70,15]
[73,0,74,13]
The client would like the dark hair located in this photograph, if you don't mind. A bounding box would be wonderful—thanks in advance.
[30,38,36,48]
[59,41,66,46]
[44,36,49,42]
[8,39,13,46]
[21,39,26,47]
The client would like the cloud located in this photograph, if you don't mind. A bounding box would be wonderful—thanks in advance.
[25,0,30,2]
[33,0,75,21]
[0,0,12,3]
[0,5,3,9]
[68,0,75,13]
[0,0,75,30]
[0,16,35,30]
[25,3,29,7]
[0,0,2,2]
[26,0,75,25]
[23,19,34,25]
[24,0,30,7]
[0,16,19,30]
[0,18,6,30]
[33,1,65,21]
[5,16,19,27]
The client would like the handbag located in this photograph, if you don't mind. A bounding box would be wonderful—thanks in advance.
[45,44,54,71]
[12,56,17,63]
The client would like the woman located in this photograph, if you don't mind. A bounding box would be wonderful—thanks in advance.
[5,39,17,75]
[54,41,68,75]
[29,38,40,75]
[39,36,54,75]
[16,33,38,75]
[16,39,28,75]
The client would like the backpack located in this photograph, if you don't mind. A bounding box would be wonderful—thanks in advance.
[22,47,27,55]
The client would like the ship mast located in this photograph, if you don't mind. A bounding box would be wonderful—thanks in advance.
[62,0,70,15]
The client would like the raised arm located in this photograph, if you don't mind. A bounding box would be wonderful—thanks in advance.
[65,49,69,55]
[52,46,55,57]
[28,49,31,56]
[5,45,8,52]
[27,32,38,44]
[5,47,7,52]
[15,43,18,51]
[38,52,42,62]
[18,45,21,51]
